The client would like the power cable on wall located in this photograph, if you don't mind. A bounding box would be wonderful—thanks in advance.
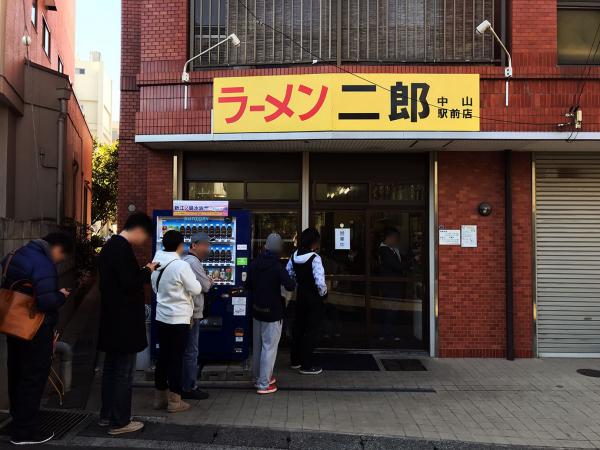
[234,0,561,128]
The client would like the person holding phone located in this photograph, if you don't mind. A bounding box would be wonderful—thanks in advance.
[151,230,203,413]
[1,232,74,445]
[97,213,158,436]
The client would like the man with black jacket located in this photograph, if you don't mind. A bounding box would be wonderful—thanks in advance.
[245,233,295,395]
[97,213,158,436]
[1,233,73,445]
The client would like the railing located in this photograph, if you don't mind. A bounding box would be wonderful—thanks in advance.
[192,0,498,67]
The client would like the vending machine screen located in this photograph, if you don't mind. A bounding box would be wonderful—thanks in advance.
[156,216,237,286]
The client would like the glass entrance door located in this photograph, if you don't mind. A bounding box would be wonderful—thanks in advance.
[368,210,426,350]
[312,209,427,350]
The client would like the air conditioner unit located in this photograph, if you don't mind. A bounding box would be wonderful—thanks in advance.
[46,0,57,11]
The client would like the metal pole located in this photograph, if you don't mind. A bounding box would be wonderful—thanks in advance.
[505,149,514,361]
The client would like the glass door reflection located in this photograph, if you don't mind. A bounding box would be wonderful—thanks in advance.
[368,211,426,349]
[313,211,367,348]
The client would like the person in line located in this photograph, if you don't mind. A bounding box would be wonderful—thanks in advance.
[1,233,73,445]
[286,228,327,375]
[97,212,157,436]
[181,232,213,400]
[151,230,203,413]
[377,227,404,342]
[245,233,296,395]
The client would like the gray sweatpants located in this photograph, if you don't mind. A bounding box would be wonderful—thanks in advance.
[252,319,283,390]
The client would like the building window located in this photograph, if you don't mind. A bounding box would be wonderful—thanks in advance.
[75,67,85,75]
[191,0,498,67]
[57,56,64,74]
[42,17,51,57]
[246,183,300,201]
[558,1,600,64]
[31,0,37,28]
[314,183,369,202]
[187,181,245,200]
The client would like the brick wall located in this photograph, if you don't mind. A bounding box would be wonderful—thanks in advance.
[437,152,533,358]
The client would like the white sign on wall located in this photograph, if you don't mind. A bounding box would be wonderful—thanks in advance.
[439,229,461,246]
[461,225,478,248]
[335,228,351,250]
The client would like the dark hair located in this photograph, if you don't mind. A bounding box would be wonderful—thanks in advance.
[383,227,400,240]
[299,227,321,250]
[162,230,184,252]
[42,232,75,254]
[123,212,153,235]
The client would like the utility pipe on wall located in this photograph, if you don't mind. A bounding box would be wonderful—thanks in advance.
[505,150,514,360]
[56,88,72,225]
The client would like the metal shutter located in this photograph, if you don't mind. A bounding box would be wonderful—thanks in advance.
[536,153,600,357]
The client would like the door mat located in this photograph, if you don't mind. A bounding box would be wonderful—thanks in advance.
[315,352,380,371]
[381,358,427,371]
[0,409,90,440]
[577,368,600,378]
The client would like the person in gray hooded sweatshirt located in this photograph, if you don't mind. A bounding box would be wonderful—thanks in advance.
[245,233,295,394]
[181,232,213,400]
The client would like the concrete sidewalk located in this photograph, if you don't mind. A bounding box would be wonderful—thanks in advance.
[84,355,600,449]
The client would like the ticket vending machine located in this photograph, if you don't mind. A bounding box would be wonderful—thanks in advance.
[153,209,251,362]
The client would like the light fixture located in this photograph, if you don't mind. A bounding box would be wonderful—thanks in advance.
[476,19,512,107]
[478,202,492,217]
[181,34,241,110]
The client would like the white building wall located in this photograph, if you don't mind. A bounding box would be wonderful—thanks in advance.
[73,52,113,144]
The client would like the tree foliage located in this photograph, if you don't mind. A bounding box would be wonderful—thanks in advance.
[92,140,118,225]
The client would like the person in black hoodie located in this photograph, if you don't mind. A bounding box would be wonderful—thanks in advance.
[286,228,328,375]
[245,233,295,394]
[1,233,73,445]
[97,213,158,436]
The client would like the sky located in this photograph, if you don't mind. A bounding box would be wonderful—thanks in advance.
[76,0,121,121]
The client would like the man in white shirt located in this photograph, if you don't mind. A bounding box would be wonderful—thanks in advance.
[181,232,213,400]
[151,230,203,413]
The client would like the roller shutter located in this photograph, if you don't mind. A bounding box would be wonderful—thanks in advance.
[536,153,600,357]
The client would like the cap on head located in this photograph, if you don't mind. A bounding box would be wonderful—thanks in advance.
[265,233,283,253]
[191,232,211,245]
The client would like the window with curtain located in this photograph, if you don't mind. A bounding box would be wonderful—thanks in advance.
[558,1,600,65]
[191,0,498,67]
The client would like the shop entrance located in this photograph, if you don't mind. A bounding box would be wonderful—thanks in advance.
[310,154,428,350]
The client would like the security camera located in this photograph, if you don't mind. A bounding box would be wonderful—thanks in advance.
[475,20,492,35]
[229,34,241,47]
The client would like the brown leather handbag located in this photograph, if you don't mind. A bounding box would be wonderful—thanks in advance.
[0,252,45,340]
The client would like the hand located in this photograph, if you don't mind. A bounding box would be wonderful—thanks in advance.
[60,288,71,298]
[146,262,160,272]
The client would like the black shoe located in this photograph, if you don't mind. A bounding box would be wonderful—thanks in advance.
[182,388,209,400]
[10,431,54,445]
[299,366,323,375]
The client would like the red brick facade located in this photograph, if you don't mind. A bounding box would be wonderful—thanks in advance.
[120,0,600,357]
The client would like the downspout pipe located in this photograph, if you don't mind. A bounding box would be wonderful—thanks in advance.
[54,341,73,392]
[56,88,72,225]
[505,150,515,360]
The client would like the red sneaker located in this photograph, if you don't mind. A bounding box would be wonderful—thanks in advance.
[257,384,278,395]
[269,376,277,385]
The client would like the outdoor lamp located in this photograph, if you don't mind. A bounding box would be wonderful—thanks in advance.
[476,20,512,107]
[182,33,241,110]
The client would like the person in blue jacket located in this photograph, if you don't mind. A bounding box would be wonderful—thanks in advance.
[0,233,74,445]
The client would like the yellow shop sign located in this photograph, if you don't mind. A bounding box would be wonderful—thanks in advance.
[213,73,480,133]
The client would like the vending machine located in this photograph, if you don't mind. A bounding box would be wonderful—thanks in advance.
[153,207,251,363]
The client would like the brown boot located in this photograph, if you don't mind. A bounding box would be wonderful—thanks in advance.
[167,391,190,413]
[153,389,168,410]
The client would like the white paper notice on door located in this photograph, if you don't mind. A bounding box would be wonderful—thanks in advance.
[233,304,246,316]
[335,228,351,250]
[461,225,477,248]
[439,229,461,246]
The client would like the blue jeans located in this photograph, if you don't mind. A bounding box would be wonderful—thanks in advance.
[101,352,136,428]
[182,319,201,392]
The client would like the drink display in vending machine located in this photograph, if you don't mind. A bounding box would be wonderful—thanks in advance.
[153,208,251,363]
